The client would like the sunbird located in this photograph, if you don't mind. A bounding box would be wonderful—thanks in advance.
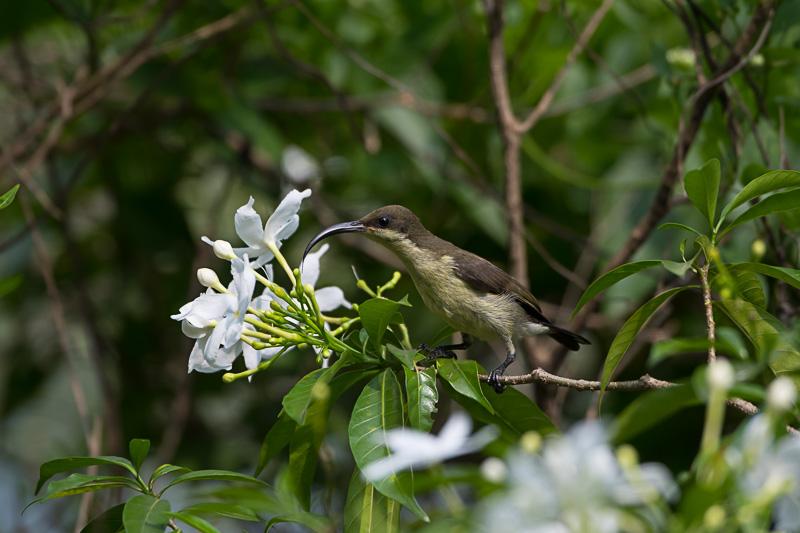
[303,205,589,393]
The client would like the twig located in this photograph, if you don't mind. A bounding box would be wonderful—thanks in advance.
[516,0,616,134]
[699,262,716,364]
[18,191,92,445]
[478,368,767,418]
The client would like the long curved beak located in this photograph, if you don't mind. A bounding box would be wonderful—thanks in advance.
[302,220,365,264]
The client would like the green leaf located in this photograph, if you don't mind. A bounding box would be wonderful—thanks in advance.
[715,268,765,309]
[255,413,297,477]
[282,368,325,425]
[610,385,699,443]
[648,336,745,368]
[715,300,800,389]
[122,495,171,533]
[79,503,125,533]
[167,511,221,533]
[0,274,23,298]
[343,468,400,533]
[36,456,137,494]
[684,158,720,229]
[288,382,330,510]
[348,370,428,522]
[601,286,697,396]
[661,260,693,278]
[285,366,375,509]
[404,367,438,432]
[388,344,419,370]
[129,439,150,474]
[178,502,260,522]
[482,383,558,438]
[0,184,19,210]
[657,222,704,236]
[358,298,409,352]
[265,512,334,532]
[436,359,493,414]
[428,325,457,347]
[718,169,800,225]
[727,263,800,291]
[719,188,800,239]
[36,473,139,503]
[439,377,557,441]
[284,355,348,425]
[149,465,191,490]
[160,470,270,495]
[571,261,663,320]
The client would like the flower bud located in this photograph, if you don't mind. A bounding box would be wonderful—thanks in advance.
[519,431,542,454]
[751,239,767,261]
[197,268,222,290]
[322,348,331,359]
[767,376,797,412]
[480,457,508,484]
[616,444,639,469]
[666,47,696,71]
[212,240,236,260]
[704,505,726,530]
[707,359,734,392]
[270,300,284,313]
[304,283,315,296]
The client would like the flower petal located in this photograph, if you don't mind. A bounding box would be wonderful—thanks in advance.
[314,286,350,312]
[263,189,311,246]
[301,243,328,287]
[234,197,265,247]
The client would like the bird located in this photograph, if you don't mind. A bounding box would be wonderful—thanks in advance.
[303,205,589,393]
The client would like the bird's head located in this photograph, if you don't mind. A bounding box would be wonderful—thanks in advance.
[303,205,426,263]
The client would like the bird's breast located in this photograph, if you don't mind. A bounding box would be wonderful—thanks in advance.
[390,243,523,340]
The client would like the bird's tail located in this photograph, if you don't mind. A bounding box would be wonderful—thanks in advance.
[547,325,590,351]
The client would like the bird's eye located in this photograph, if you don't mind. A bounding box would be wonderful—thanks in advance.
[378,216,391,227]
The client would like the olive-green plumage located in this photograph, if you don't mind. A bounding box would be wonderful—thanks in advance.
[303,205,590,393]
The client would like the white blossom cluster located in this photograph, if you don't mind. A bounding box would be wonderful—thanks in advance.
[171,189,349,375]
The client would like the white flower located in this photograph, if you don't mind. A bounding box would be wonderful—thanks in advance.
[479,422,677,533]
[362,412,498,481]
[172,256,256,372]
[707,359,735,391]
[281,145,320,184]
[301,243,350,312]
[230,190,312,267]
[726,414,800,530]
[768,377,797,412]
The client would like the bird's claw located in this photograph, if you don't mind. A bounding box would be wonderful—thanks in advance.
[417,343,457,366]
[487,369,507,394]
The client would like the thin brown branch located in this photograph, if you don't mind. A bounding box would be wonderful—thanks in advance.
[478,368,765,418]
[479,367,673,391]
[516,0,615,134]
[603,1,775,275]
[18,191,92,445]
[699,262,716,364]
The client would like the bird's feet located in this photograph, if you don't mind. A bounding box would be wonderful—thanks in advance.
[417,343,457,366]
[487,368,507,394]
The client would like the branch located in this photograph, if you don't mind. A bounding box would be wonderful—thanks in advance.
[516,0,615,134]
[603,1,775,275]
[479,368,674,391]
[478,368,766,418]
[699,262,716,364]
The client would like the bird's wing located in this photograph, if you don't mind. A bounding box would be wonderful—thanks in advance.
[451,252,551,324]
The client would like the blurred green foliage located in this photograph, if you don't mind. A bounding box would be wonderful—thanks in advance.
[0,0,798,530]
